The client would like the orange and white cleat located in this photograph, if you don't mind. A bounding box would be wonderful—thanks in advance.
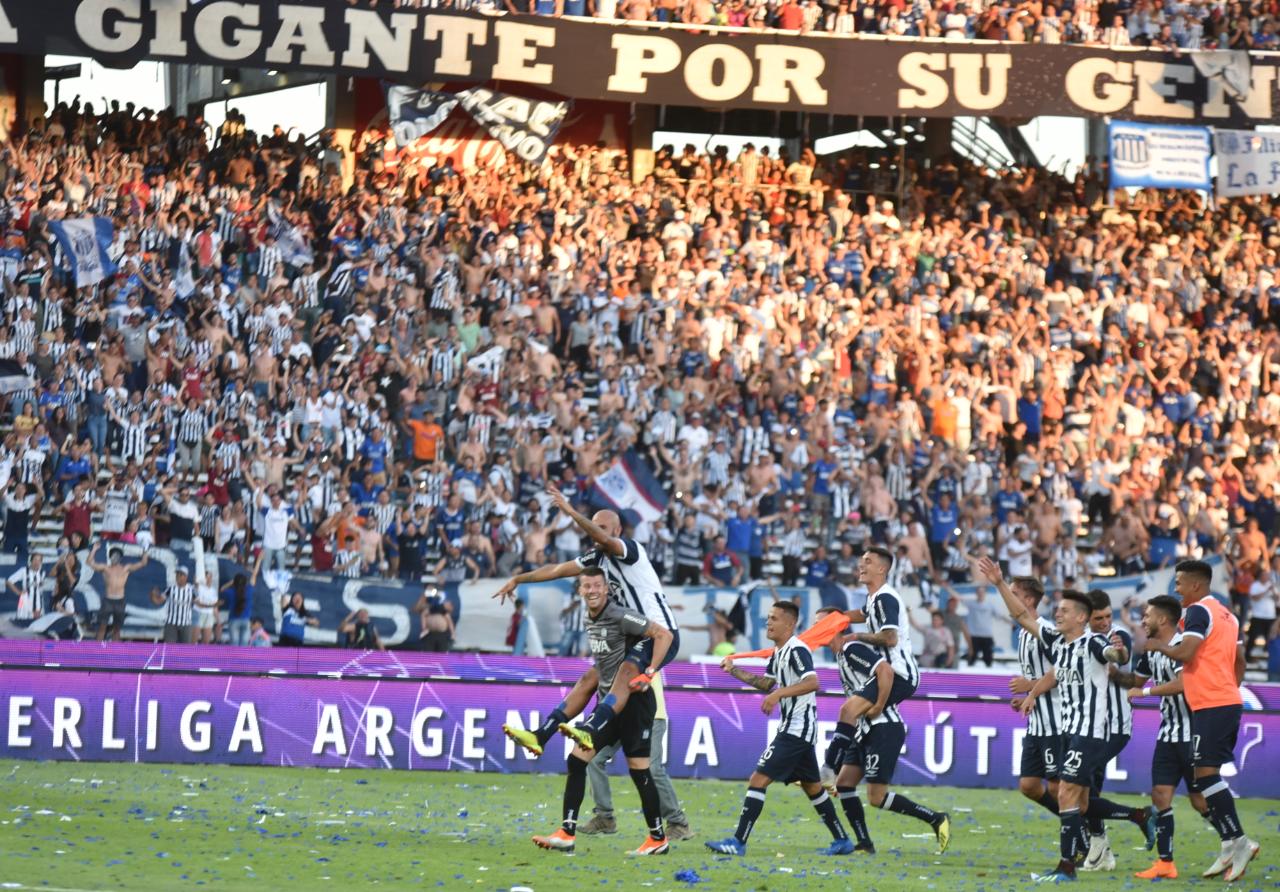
[630,835,670,855]
[532,828,576,853]
[1134,859,1178,880]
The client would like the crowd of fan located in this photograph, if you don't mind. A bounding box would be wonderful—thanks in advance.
[0,95,1277,669]
[369,0,1280,49]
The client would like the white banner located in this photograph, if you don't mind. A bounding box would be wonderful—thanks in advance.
[1214,128,1280,198]
[1109,121,1212,191]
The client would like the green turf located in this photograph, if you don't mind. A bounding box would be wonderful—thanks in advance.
[0,761,1275,890]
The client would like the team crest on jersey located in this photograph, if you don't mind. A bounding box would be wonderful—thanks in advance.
[607,579,624,604]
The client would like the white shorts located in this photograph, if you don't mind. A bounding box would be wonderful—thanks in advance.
[192,606,218,630]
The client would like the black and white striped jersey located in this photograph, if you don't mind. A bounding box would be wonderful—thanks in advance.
[767,635,818,743]
[576,538,677,633]
[866,584,920,688]
[1134,634,1193,744]
[1104,624,1134,737]
[1018,617,1060,737]
[164,583,195,627]
[837,639,902,730]
[9,565,46,620]
[1040,626,1112,741]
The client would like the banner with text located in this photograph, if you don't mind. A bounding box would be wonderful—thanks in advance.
[386,84,459,147]
[1109,121,1213,190]
[1,671,1276,797]
[0,2,1278,123]
[0,549,1229,659]
[1214,127,1280,197]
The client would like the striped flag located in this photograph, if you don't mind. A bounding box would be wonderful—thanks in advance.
[48,216,117,287]
[590,450,668,523]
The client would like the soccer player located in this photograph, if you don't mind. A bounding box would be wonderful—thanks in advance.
[1143,559,1259,882]
[1079,588,1154,871]
[530,568,673,856]
[980,558,1130,884]
[705,601,853,857]
[819,607,952,855]
[824,546,920,775]
[1005,575,1063,818]
[497,484,680,755]
[1109,595,1208,880]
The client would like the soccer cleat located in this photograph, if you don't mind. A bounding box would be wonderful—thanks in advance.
[819,764,838,797]
[628,672,654,693]
[1202,841,1234,877]
[1034,870,1077,884]
[820,838,855,855]
[532,829,576,852]
[1134,859,1178,880]
[1140,808,1158,851]
[1081,835,1109,872]
[665,822,696,841]
[558,722,595,751]
[705,837,747,855]
[578,813,617,835]
[1222,837,1260,883]
[502,724,543,757]
[630,835,670,855]
[932,813,952,854]
[853,841,877,855]
[1100,844,1116,872]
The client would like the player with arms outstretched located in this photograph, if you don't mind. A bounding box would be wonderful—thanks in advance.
[980,558,1133,883]
[531,568,673,856]
[496,484,679,755]
[705,601,853,857]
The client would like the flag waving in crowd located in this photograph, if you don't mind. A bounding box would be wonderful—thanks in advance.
[47,216,116,287]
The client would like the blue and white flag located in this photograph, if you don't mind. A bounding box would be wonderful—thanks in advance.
[1108,121,1212,191]
[386,85,459,147]
[591,450,669,524]
[455,87,571,165]
[47,216,117,287]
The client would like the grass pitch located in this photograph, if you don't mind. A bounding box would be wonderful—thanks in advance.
[0,761,1276,890]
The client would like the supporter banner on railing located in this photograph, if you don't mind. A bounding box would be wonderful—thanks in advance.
[2,2,1278,124]
[1,670,1276,796]
[0,548,1228,659]
[1214,127,1280,197]
[1108,121,1212,190]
